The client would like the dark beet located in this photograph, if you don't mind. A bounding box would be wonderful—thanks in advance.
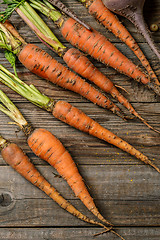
[102,0,160,60]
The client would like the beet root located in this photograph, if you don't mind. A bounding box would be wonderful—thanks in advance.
[102,0,160,60]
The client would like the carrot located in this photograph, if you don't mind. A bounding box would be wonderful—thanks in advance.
[0,14,140,123]
[0,66,159,175]
[62,47,156,128]
[0,89,113,226]
[0,136,113,233]
[78,0,159,85]
[0,22,125,120]
[52,100,160,173]
[31,0,160,96]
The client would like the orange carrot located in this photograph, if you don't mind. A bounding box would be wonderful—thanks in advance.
[0,137,112,232]
[79,0,159,85]
[27,128,111,225]
[17,43,124,119]
[58,17,160,96]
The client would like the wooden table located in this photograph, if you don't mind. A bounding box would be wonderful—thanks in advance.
[0,0,160,239]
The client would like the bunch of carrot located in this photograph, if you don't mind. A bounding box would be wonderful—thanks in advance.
[0,4,153,129]
[0,19,159,133]
[0,20,126,120]
[44,0,159,83]
[0,88,112,226]
[0,1,159,238]
[27,0,160,96]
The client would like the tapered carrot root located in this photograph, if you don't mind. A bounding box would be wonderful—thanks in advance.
[18,43,125,119]
[63,47,160,133]
[84,0,159,85]
[52,100,160,173]
[27,128,112,226]
[60,17,160,95]
[0,141,112,230]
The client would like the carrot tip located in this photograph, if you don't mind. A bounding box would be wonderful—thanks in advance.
[94,228,125,240]
[93,227,112,237]
[136,114,160,134]
[114,110,128,121]
[147,159,160,174]
[147,82,160,96]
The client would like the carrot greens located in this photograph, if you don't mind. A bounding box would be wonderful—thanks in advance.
[0,64,54,111]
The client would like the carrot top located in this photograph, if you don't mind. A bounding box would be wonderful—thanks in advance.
[0,89,33,136]
[0,0,66,56]
[0,64,54,111]
[0,135,8,150]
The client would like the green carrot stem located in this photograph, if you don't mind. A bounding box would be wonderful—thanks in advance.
[30,0,62,22]
[78,0,86,3]
[78,0,87,3]
[0,64,54,111]
[16,1,66,55]
[0,135,7,149]
[30,0,62,24]
[0,0,66,55]
[21,2,53,36]
[0,89,28,128]
[0,22,22,54]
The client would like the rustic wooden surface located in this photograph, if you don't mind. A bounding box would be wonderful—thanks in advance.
[0,0,160,239]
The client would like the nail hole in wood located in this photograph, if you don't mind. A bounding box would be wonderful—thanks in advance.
[0,193,12,207]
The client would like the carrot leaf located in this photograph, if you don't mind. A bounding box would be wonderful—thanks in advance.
[0,0,25,22]
[0,135,7,149]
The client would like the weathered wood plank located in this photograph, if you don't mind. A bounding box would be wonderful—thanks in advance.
[0,165,160,227]
[0,227,160,240]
